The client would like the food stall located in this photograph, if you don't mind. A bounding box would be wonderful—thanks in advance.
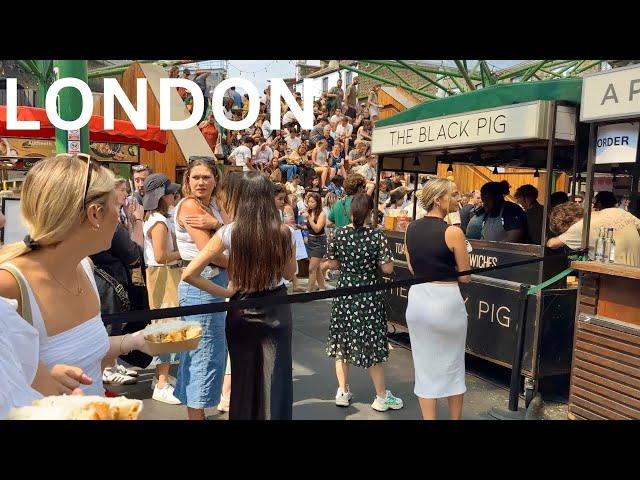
[0,106,167,246]
[372,80,585,406]
[567,65,640,420]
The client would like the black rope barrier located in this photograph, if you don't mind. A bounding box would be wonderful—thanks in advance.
[102,251,581,325]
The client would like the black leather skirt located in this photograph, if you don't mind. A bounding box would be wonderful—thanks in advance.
[226,284,293,420]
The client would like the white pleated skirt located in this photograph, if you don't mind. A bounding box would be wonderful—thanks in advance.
[405,282,468,399]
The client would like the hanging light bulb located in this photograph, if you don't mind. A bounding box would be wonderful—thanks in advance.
[533,168,540,178]
[447,163,453,173]
[492,166,499,175]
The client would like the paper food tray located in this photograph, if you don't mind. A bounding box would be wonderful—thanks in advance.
[145,335,202,355]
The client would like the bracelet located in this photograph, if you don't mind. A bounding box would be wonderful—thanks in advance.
[119,334,131,355]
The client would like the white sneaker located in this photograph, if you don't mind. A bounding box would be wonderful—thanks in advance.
[102,367,137,385]
[371,390,404,412]
[151,375,177,390]
[217,396,230,412]
[152,383,182,405]
[335,386,353,407]
[114,363,138,377]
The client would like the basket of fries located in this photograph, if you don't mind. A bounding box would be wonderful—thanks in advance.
[142,320,203,355]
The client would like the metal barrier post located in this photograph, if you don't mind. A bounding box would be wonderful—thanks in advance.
[488,283,530,420]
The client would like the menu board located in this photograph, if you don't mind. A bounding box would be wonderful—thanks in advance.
[0,137,140,164]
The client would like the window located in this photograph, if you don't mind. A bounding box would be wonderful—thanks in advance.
[322,77,328,92]
[345,71,353,85]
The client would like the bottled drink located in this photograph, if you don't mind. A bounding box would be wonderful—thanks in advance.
[594,226,606,262]
[607,227,616,263]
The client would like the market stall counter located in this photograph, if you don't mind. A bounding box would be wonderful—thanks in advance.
[372,80,586,408]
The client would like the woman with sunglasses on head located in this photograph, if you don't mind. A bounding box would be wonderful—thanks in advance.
[174,159,236,420]
[0,154,154,398]
[183,172,297,420]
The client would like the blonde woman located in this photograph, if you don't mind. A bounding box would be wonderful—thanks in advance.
[404,177,471,420]
[0,154,152,397]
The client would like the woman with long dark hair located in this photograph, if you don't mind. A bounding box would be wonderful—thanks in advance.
[184,172,297,419]
[301,191,327,292]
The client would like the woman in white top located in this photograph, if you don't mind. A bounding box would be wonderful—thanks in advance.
[173,159,235,420]
[0,296,93,417]
[0,154,153,397]
[183,172,297,420]
[142,173,183,405]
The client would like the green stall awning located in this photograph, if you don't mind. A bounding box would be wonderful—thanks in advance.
[375,78,583,128]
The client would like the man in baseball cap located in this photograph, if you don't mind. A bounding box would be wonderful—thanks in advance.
[142,173,181,211]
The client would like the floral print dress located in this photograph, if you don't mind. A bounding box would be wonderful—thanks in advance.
[326,225,393,368]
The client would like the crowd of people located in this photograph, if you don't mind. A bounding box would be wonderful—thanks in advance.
[3,66,639,421]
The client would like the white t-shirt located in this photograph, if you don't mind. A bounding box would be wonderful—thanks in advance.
[282,110,297,126]
[336,123,353,139]
[261,120,272,139]
[230,145,253,171]
[354,164,375,181]
[0,296,42,418]
[286,135,301,151]
[143,212,180,267]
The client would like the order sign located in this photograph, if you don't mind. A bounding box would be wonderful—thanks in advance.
[595,122,639,164]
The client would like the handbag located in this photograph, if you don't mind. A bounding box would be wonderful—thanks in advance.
[145,264,181,316]
[94,266,131,315]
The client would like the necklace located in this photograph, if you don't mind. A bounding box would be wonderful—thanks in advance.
[47,269,85,296]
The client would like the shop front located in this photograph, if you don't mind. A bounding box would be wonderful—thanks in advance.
[568,64,640,420]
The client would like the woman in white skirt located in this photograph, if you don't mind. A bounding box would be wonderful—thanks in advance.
[404,177,471,420]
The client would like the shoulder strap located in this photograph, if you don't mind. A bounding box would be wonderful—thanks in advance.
[0,263,33,325]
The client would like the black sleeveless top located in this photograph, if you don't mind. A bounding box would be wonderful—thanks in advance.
[406,217,458,281]
[307,212,325,235]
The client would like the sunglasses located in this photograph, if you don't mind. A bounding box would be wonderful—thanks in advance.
[132,164,150,173]
[55,153,98,206]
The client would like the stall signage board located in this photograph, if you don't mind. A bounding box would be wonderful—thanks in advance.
[595,122,639,164]
[372,101,550,155]
[581,65,640,122]
[0,137,55,159]
[383,263,535,371]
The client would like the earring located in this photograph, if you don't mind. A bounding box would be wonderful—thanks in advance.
[92,224,100,231]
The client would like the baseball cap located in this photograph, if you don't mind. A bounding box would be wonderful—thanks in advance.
[143,173,180,211]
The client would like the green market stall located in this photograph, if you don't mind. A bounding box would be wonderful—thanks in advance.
[372,79,586,409]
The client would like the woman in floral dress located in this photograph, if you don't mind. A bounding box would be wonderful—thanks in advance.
[323,193,404,412]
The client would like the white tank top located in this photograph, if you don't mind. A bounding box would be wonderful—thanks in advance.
[143,212,180,267]
[6,258,109,397]
[175,197,224,264]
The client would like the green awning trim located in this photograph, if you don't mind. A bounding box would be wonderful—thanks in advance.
[375,78,583,128]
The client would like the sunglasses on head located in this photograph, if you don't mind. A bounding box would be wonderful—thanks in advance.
[132,164,150,172]
[55,152,98,206]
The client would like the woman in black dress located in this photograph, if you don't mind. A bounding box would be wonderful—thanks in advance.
[185,172,297,419]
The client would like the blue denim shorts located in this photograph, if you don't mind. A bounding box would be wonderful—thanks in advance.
[173,267,228,409]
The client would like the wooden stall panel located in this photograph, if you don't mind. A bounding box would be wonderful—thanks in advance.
[568,315,640,419]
